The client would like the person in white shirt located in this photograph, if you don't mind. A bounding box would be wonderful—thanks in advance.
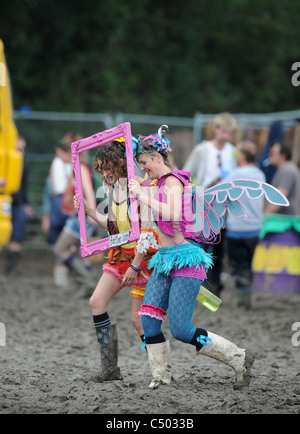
[183,112,238,188]
[183,112,238,296]
[50,151,73,196]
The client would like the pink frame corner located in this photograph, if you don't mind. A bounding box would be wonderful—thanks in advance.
[71,122,140,257]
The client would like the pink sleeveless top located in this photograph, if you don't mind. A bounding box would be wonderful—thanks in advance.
[153,170,196,238]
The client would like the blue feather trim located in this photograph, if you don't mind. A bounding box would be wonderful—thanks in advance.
[148,243,214,276]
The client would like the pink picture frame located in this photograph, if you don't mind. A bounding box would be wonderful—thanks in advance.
[71,122,140,257]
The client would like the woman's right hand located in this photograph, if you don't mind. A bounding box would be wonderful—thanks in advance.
[74,195,92,217]
[129,179,142,198]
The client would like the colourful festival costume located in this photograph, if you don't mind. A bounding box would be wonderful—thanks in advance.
[91,136,160,383]
[95,179,158,382]
[136,164,289,389]
[103,182,159,299]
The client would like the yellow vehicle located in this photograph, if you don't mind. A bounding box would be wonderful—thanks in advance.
[0,39,23,250]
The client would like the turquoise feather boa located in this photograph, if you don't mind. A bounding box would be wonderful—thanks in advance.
[148,242,214,276]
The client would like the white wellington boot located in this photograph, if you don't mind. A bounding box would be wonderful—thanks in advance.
[146,340,172,389]
[199,331,255,388]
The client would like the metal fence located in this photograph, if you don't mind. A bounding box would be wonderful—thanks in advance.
[13,108,300,223]
[14,107,300,147]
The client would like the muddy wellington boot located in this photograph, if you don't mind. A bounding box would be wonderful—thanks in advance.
[96,323,122,382]
[5,250,20,276]
[146,340,172,389]
[198,331,255,389]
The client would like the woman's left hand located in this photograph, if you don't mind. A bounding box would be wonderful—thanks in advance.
[128,179,142,198]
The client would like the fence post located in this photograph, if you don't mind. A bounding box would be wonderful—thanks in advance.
[103,113,115,129]
[114,112,125,126]
[193,112,203,146]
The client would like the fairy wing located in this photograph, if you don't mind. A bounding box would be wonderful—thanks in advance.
[191,179,289,239]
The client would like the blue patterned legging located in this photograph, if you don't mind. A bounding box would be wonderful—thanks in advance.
[141,272,202,343]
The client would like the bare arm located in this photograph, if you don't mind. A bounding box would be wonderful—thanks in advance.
[81,164,98,226]
[129,175,183,222]
[74,195,108,229]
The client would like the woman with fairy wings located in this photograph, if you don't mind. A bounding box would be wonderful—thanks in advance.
[129,125,289,390]
[74,137,159,382]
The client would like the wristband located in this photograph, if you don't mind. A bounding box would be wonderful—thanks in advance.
[130,264,141,273]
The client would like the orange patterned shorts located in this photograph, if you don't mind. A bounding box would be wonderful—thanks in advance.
[102,246,153,300]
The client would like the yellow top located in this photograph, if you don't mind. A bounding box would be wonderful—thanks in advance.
[111,198,136,249]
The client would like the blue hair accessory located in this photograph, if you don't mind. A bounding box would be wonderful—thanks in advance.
[197,335,212,346]
[123,135,139,158]
[131,136,139,157]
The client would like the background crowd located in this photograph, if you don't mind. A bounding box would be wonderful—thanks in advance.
[2,112,300,311]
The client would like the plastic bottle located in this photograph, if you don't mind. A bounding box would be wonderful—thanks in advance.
[196,286,222,312]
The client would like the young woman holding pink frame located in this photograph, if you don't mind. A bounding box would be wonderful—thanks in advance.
[72,123,159,382]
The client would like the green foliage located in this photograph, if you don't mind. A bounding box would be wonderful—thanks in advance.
[1,0,300,115]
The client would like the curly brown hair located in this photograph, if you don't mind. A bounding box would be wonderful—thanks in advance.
[93,141,127,179]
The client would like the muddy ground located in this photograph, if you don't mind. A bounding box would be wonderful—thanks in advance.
[0,245,299,415]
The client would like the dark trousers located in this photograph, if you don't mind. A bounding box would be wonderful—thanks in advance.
[226,236,259,294]
[203,229,225,295]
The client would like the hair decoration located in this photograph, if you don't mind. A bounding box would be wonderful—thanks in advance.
[137,124,172,155]
[131,136,139,157]
[114,136,125,144]
[114,135,139,157]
